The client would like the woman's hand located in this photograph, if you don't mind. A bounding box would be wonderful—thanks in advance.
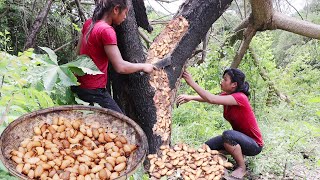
[142,64,157,74]
[176,94,192,106]
[182,71,195,85]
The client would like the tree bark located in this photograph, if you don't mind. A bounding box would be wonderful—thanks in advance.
[132,0,153,32]
[273,12,320,39]
[114,0,233,154]
[24,0,53,50]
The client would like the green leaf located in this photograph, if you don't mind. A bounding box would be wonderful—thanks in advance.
[43,66,59,91]
[34,90,54,108]
[57,67,78,87]
[69,67,85,76]
[39,47,58,65]
[64,55,103,75]
[0,59,9,72]
[4,30,10,35]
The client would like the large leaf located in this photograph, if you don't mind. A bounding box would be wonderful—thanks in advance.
[39,47,58,65]
[64,55,103,76]
[35,49,103,90]
[57,67,78,87]
[43,66,59,90]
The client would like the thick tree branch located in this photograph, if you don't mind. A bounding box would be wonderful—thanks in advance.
[273,12,320,39]
[249,0,273,29]
[231,25,256,68]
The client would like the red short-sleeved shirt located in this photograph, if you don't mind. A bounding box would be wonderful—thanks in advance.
[222,92,264,146]
[77,19,117,89]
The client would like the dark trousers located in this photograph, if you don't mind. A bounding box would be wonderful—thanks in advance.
[71,86,123,114]
[205,130,263,156]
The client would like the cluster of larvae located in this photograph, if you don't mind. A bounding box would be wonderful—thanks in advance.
[148,16,189,141]
[148,144,233,180]
[10,117,138,180]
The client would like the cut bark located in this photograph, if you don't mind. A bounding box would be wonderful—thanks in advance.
[114,0,233,154]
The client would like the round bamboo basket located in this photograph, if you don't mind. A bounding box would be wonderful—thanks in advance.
[0,105,148,179]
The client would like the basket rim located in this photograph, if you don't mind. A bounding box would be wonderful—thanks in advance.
[0,105,148,179]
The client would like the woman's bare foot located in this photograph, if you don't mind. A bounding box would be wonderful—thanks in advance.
[230,166,246,179]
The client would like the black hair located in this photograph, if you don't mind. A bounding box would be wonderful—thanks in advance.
[85,0,127,41]
[223,68,250,97]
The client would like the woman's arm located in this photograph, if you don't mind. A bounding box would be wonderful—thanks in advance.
[176,94,206,105]
[104,45,155,74]
[182,71,238,106]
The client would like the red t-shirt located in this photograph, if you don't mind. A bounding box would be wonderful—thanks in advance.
[77,19,117,89]
[222,92,264,146]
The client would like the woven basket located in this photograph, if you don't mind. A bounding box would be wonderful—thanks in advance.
[0,105,148,179]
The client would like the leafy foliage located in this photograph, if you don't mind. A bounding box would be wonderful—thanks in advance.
[35,47,102,90]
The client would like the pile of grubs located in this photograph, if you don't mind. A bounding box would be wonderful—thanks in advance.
[10,117,138,180]
[148,143,233,180]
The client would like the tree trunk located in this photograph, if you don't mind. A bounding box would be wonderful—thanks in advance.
[114,0,233,154]
[24,0,53,50]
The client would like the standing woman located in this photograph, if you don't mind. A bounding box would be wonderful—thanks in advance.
[177,68,264,179]
[72,0,155,113]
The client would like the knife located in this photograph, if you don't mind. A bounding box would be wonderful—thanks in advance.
[140,56,172,75]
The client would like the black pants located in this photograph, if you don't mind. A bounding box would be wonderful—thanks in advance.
[71,86,123,114]
[205,130,263,156]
